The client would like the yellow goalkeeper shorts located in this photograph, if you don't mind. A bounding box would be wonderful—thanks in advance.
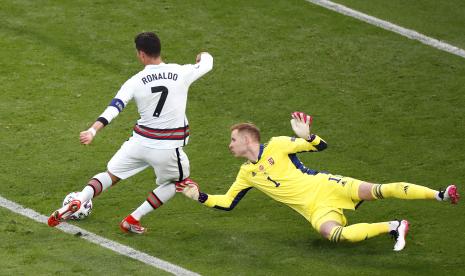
[306,176,364,231]
[310,207,347,231]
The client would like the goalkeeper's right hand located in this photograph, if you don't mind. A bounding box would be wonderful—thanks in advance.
[175,178,200,201]
[290,111,313,140]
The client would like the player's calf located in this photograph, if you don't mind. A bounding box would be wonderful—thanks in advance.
[326,220,408,251]
[327,222,389,243]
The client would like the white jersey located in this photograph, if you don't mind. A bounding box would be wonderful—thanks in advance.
[98,53,213,149]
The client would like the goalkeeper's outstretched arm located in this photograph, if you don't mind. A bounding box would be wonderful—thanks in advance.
[200,187,252,211]
[176,178,253,211]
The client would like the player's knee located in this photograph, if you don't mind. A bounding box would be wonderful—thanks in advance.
[319,221,341,240]
[107,171,120,185]
[358,182,375,200]
[320,228,332,240]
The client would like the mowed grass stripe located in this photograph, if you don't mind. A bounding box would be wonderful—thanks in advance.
[0,194,200,276]
[306,0,465,58]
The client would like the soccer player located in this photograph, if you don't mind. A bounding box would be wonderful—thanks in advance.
[48,32,213,233]
[176,112,460,251]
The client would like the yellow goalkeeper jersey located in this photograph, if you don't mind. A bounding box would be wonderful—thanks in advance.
[202,135,360,220]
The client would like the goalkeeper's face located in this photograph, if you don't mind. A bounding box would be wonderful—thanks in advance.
[229,130,248,158]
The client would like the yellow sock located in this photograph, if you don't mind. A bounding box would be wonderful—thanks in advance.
[372,182,437,200]
[329,222,390,243]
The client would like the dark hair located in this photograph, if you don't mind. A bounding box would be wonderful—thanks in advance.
[230,123,261,142]
[134,32,161,57]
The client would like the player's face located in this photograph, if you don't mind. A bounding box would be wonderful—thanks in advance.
[229,130,247,158]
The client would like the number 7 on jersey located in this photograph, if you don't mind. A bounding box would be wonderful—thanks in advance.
[151,86,168,117]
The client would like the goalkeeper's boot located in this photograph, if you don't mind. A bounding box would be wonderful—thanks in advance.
[47,199,81,227]
[120,215,145,234]
[390,219,409,251]
[440,185,460,204]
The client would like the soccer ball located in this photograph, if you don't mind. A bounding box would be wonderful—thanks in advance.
[62,192,93,220]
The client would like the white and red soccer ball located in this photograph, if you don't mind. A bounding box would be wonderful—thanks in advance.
[62,192,93,220]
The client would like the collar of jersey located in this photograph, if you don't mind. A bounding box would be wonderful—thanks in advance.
[145,62,166,68]
[252,144,265,164]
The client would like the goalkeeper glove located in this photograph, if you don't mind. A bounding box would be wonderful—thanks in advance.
[175,178,200,201]
[290,111,313,140]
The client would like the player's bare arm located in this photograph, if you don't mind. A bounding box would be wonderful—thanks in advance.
[196,52,210,63]
[80,121,105,145]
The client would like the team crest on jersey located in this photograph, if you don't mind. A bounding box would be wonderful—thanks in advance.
[259,165,264,171]
[268,157,275,165]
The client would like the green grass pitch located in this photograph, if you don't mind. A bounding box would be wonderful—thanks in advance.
[1,0,464,275]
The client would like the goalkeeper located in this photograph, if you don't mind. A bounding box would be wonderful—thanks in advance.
[176,112,459,251]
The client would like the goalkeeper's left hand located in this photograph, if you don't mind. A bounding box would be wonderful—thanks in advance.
[175,178,200,201]
[290,111,313,140]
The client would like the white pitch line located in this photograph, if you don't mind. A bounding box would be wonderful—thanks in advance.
[0,195,200,276]
[306,0,465,59]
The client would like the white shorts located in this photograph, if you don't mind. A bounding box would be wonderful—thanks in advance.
[107,138,190,186]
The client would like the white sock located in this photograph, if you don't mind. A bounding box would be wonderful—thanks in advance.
[388,221,400,231]
[130,185,176,221]
[77,186,95,203]
[131,201,154,221]
[435,187,450,201]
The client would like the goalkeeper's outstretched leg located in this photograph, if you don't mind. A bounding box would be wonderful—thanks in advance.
[313,183,459,251]
[358,182,459,204]
[314,209,411,251]
[320,219,410,251]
